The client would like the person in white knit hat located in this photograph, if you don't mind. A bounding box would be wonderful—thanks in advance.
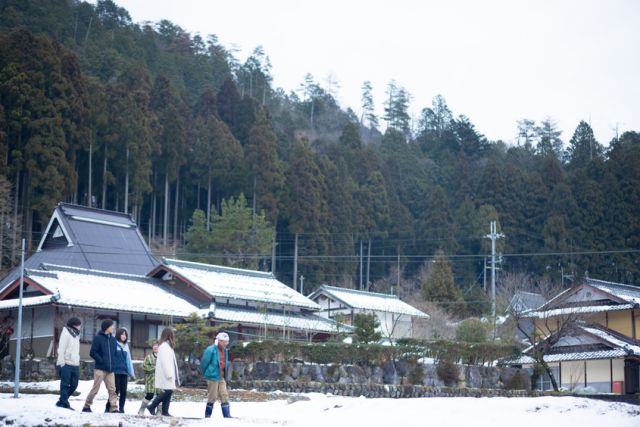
[200,331,231,418]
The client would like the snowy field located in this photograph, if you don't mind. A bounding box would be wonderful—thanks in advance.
[0,381,638,427]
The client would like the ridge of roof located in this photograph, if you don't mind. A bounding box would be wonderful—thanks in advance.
[57,202,135,222]
[36,263,152,282]
[317,284,400,300]
[162,258,275,279]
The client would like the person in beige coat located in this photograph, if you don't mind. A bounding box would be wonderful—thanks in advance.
[56,317,81,409]
[146,328,179,416]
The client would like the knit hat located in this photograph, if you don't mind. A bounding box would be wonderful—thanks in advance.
[101,319,114,332]
[67,317,81,328]
[216,332,229,342]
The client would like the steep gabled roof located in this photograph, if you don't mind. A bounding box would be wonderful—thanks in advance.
[150,258,320,310]
[506,291,546,313]
[0,203,159,292]
[308,285,429,318]
[526,277,639,318]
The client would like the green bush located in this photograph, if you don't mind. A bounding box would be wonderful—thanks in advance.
[436,359,459,387]
[353,313,382,343]
[455,318,490,343]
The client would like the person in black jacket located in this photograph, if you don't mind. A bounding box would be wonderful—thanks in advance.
[82,319,119,413]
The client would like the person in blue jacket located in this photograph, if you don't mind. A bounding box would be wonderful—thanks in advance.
[200,331,231,418]
[82,319,118,413]
[107,328,135,413]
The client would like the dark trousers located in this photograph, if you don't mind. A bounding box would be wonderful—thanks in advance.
[148,389,173,416]
[57,365,79,407]
[115,374,128,411]
[106,374,128,412]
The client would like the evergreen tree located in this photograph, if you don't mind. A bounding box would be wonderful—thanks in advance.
[421,250,466,315]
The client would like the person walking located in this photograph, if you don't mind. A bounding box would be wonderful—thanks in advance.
[82,319,118,413]
[200,331,232,418]
[55,317,82,410]
[138,341,160,415]
[109,328,135,413]
[146,328,179,417]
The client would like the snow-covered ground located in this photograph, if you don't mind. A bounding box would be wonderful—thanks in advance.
[0,381,638,426]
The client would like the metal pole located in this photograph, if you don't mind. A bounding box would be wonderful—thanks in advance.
[13,238,25,398]
[491,221,496,322]
[300,275,304,296]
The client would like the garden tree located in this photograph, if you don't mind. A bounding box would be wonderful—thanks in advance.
[421,250,466,315]
[282,137,329,289]
[173,312,221,360]
[360,80,378,131]
[455,318,489,343]
[565,120,603,168]
[535,117,563,159]
[191,89,243,228]
[183,193,275,269]
[150,75,188,245]
[353,312,382,344]
[244,108,283,222]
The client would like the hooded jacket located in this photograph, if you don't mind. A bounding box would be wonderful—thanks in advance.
[56,326,80,367]
[89,331,117,372]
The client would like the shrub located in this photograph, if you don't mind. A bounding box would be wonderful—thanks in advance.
[408,363,425,385]
[436,359,459,387]
[503,370,530,390]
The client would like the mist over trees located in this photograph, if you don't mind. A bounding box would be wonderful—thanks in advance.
[1,0,638,313]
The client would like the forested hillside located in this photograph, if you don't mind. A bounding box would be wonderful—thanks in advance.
[0,0,638,307]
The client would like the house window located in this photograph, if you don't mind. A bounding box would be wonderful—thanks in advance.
[536,365,560,391]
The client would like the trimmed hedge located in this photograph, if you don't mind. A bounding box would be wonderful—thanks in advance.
[229,339,521,366]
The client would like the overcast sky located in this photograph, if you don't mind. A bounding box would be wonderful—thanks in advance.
[112,0,640,146]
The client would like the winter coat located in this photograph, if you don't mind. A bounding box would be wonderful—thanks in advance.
[200,344,229,381]
[114,341,135,377]
[142,352,159,394]
[89,331,117,372]
[154,341,179,390]
[56,326,80,367]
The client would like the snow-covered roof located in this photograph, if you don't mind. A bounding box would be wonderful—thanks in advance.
[308,285,429,318]
[210,305,352,334]
[158,258,319,310]
[585,278,640,305]
[524,303,635,318]
[509,349,629,364]
[0,295,55,310]
[507,291,546,313]
[1,264,199,317]
[506,324,640,365]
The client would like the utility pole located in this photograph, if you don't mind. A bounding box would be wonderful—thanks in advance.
[359,240,363,290]
[300,275,305,296]
[271,235,277,276]
[396,252,400,297]
[483,257,487,292]
[293,233,298,291]
[13,239,25,398]
[485,221,504,338]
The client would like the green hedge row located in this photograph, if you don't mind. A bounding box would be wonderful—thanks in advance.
[229,339,521,366]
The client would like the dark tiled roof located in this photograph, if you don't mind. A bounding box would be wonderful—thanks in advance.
[0,203,158,291]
